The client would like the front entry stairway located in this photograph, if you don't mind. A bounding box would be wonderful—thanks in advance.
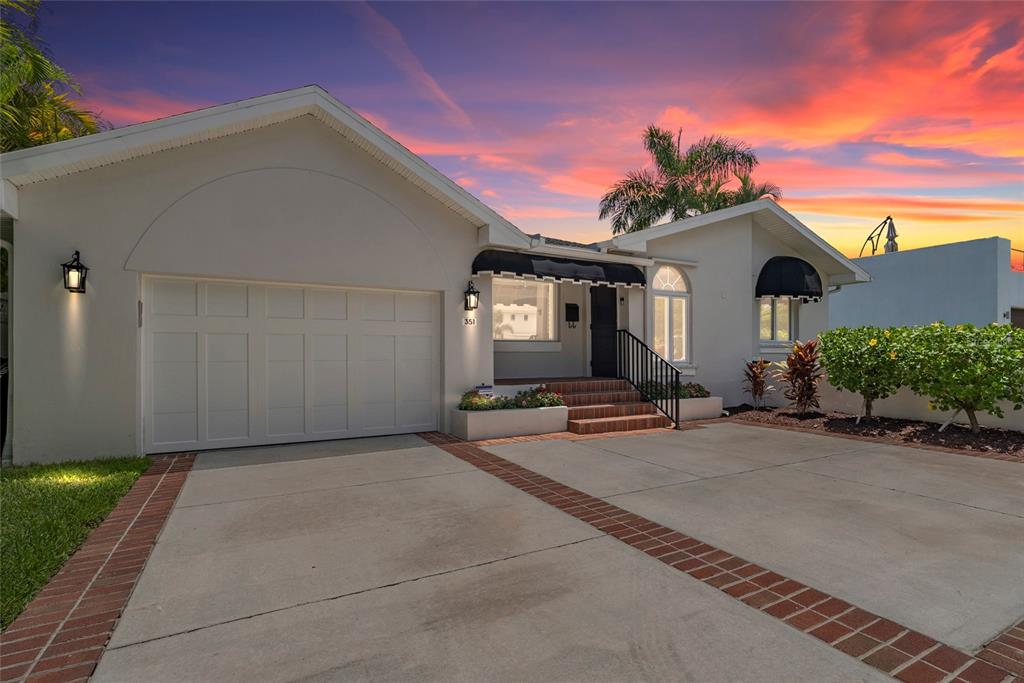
[543,378,672,435]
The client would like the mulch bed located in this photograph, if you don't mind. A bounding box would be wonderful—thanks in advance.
[728,406,1024,460]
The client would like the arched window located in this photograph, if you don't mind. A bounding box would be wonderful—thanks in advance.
[651,266,690,363]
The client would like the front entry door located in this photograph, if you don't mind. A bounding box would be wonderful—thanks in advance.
[590,286,617,377]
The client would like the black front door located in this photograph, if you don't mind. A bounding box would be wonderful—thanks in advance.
[590,286,617,377]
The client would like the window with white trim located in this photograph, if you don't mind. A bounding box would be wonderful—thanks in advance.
[492,278,557,341]
[652,266,689,363]
[759,296,794,342]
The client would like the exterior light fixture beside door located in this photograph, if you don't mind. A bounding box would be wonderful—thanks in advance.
[463,280,480,311]
[61,251,88,293]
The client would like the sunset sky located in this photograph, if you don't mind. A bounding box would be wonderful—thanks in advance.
[38,1,1022,256]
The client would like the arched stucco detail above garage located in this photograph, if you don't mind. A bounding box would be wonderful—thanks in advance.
[125,167,451,292]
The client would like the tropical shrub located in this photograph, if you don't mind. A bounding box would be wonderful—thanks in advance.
[638,380,710,400]
[776,339,823,414]
[819,327,905,419]
[742,358,773,409]
[902,323,1024,433]
[514,388,567,408]
[458,388,565,411]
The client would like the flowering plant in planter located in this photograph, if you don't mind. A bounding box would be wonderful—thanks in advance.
[638,380,710,400]
[458,387,565,411]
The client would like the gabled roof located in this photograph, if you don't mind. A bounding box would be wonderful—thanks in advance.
[608,199,870,284]
[0,85,530,246]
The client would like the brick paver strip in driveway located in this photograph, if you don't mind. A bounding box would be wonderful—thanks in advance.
[420,431,1022,683]
[0,453,195,683]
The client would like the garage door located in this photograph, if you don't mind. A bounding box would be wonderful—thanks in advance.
[143,277,440,453]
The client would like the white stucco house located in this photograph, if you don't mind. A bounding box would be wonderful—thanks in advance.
[0,86,869,463]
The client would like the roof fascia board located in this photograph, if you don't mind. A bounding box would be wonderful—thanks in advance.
[609,200,869,283]
[611,202,761,251]
[760,201,871,283]
[478,224,532,249]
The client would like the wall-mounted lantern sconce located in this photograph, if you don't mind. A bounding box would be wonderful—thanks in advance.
[62,250,88,293]
[463,281,480,311]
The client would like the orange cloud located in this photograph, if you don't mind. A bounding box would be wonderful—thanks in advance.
[716,12,1024,158]
[761,157,1020,190]
[784,195,1024,215]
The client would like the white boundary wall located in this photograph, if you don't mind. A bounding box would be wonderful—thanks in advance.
[819,381,1024,433]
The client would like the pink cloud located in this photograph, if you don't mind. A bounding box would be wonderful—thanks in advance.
[501,206,594,220]
[865,152,951,169]
[82,87,211,127]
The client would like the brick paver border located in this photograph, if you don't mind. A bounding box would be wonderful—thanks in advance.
[0,453,195,683]
[977,619,1024,678]
[420,431,1022,683]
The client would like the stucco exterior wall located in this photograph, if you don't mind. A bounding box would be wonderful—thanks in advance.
[829,238,1007,328]
[641,216,755,405]
[12,116,490,463]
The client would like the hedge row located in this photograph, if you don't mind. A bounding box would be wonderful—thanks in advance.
[819,323,1024,433]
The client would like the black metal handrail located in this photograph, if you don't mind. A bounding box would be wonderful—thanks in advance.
[616,328,682,429]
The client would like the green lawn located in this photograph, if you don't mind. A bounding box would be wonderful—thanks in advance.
[0,457,150,629]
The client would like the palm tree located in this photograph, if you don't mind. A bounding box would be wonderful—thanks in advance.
[1,0,99,152]
[599,125,780,235]
[731,172,782,205]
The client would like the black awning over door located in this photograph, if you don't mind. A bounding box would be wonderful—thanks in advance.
[472,249,646,287]
[755,256,823,301]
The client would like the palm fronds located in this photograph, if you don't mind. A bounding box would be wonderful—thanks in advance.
[1,0,99,151]
[599,169,672,235]
[600,125,781,234]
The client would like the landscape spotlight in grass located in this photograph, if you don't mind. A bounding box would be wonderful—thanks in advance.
[0,457,150,629]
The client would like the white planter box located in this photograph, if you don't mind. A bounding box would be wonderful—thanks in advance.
[679,396,724,421]
[450,406,568,441]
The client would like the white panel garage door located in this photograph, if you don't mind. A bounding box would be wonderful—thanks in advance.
[143,277,440,453]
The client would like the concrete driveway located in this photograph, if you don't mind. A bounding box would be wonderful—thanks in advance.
[485,423,1024,652]
[93,432,887,682]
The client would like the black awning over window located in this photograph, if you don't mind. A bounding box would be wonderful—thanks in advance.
[756,256,823,300]
[472,249,646,287]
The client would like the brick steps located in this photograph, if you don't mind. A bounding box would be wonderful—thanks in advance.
[539,378,671,435]
[568,413,672,435]
[560,390,642,407]
[568,402,658,420]
[546,379,630,394]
